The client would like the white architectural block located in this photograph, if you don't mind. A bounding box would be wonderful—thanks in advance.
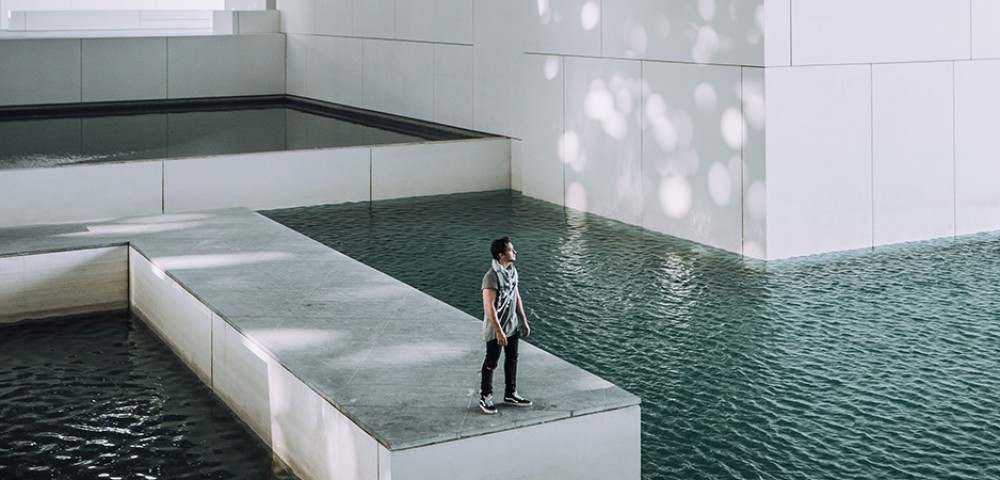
[742,67,767,259]
[167,34,285,98]
[872,62,955,246]
[269,362,380,480]
[0,38,81,106]
[792,0,971,65]
[213,314,273,444]
[213,9,235,34]
[972,0,1000,59]
[307,35,365,107]
[363,39,434,119]
[955,60,1000,235]
[765,65,872,259]
[473,0,527,138]
[371,139,510,200]
[0,162,163,227]
[0,247,128,324]
[602,0,764,65]
[525,0,601,57]
[433,43,474,128]
[25,10,140,30]
[285,33,309,96]
[233,10,280,33]
[641,62,744,254]
[352,0,394,38]
[384,406,640,480]
[82,37,167,102]
[129,249,214,384]
[315,0,351,35]
[519,54,565,205]
[275,0,313,34]
[564,56,643,225]
[163,148,371,212]
[395,0,473,44]
[765,0,791,66]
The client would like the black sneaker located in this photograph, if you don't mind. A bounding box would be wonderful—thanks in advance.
[479,394,497,414]
[503,391,532,406]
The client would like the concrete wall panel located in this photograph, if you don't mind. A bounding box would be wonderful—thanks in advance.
[519,54,565,205]
[82,37,167,102]
[525,0,601,57]
[396,0,473,44]
[167,34,286,98]
[362,39,434,119]
[0,38,81,106]
[371,139,510,200]
[433,43,474,128]
[955,60,1000,235]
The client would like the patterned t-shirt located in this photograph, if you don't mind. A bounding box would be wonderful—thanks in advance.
[482,261,520,342]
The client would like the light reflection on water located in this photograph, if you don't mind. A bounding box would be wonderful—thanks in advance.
[263,190,1000,480]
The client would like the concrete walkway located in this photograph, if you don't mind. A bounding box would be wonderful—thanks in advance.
[0,208,640,478]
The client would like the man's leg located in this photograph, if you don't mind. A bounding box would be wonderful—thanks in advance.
[502,332,519,396]
[481,339,501,397]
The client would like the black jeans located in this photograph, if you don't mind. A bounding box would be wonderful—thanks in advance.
[480,331,519,397]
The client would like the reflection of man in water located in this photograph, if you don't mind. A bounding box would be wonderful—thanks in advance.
[479,236,533,414]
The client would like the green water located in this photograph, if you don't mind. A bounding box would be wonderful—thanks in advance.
[263,190,1000,480]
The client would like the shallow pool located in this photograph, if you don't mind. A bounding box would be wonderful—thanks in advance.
[0,312,293,480]
[263,190,1000,480]
[0,95,482,170]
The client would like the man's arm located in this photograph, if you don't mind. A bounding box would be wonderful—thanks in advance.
[515,286,530,337]
[482,288,507,346]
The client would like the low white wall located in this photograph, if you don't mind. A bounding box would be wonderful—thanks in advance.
[0,34,286,106]
[7,10,213,32]
[1,138,511,228]
[0,0,224,29]
[0,246,128,324]
[385,405,641,480]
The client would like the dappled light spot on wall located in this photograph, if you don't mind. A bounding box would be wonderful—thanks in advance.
[559,130,584,169]
[692,26,720,63]
[566,182,588,212]
[250,328,345,354]
[655,15,671,42]
[742,77,765,130]
[695,83,718,112]
[746,180,766,220]
[659,175,693,219]
[537,0,550,21]
[721,107,745,150]
[749,5,765,45]
[581,0,600,31]
[544,56,561,80]
[707,161,732,207]
[625,21,648,57]
[699,0,716,21]
[584,78,631,140]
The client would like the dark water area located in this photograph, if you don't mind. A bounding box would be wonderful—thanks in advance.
[0,313,294,480]
[263,190,1000,480]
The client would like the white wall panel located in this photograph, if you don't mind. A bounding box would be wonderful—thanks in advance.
[519,54,565,205]
[525,0,601,57]
[163,148,371,212]
[564,56,643,225]
[396,0,473,44]
[433,43,474,128]
[129,249,213,384]
[872,62,955,246]
[792,0,971,65]
[269,361,380,480]
[82,37,167,102]
[285,33,309,96]
[473,0,526,138]
[371,139,510,200]
[0,162,162,227]
[275,0,313,34]
[315,0,352,35]
[742,67,767,259]
[167,34,285,98]
[353,0,394,38]
[765,0,791,66]
[972,0,1000,59]
[602,0,764,65]
[213,314,273,444]
[386,406,640,480]
[0,247,128,324]
[307,35,365,107]
[955,60,1000,235]
[641,62,744,254]
[363,39,434,119]
[765,65,872,260]
[0,39,80,106]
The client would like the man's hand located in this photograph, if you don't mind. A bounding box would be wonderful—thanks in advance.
[496,331,508,346]
[522,322,531,338]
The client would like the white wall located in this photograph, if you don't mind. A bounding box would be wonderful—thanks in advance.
[0,34,285,106]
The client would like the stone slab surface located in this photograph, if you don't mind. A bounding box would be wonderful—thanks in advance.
[0,208,639,450]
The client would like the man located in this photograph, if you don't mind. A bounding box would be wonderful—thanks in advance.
[479,236,533,414]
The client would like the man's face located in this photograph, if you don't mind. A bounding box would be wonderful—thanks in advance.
[502,242,517,262]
